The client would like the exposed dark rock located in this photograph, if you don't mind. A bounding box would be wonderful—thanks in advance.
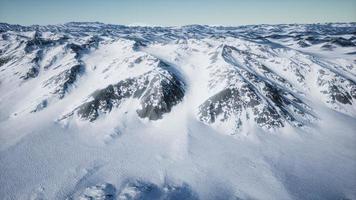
[198,84,299,129]
[265,34,289,39]
[22,65,39,80]
[117,180,198,200]
[346,51,356,55]
[80,183,116,200]
[329,37,355,47]
[297,40,310,48]
[198,45,314,130]
[74,62,185,121]
[321,43,336,51]
[329,85,352,105]
[118,180,161,200]
[304,36,324,45]
[77,77,143,121]
[0,56,11,67]
[24,32,68,53]
[137,68,185,120]
[67,43,84,53]
[31,100,48,113]
[199,88,243,124]
[317,69,355,105]
[43,64,85,98]
[66,36,101,59]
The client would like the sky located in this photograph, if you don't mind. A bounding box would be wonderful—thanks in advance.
[0,0,355,26]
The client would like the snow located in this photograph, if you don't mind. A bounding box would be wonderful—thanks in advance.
[0,22,355,200]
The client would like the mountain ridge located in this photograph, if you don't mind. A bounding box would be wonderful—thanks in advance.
[0,22,355,200]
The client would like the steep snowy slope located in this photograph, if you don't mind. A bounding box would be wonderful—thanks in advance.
[0,22,355,200]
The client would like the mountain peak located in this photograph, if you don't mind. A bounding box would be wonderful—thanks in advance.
[0,22,355,200]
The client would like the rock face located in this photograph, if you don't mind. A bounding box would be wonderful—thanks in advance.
[79,183,117,200]
[117,180,198,200]
[198,45,316,131]
[317,68,356,105]
[43,64,85,98]
[74,61,185,121]
[76,181,198,200]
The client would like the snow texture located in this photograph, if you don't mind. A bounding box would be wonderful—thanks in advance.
[0,22,355,200]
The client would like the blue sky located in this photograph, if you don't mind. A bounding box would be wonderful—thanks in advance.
[0,0,355,25]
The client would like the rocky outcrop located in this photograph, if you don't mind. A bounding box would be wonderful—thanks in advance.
[198,45,315,130]
[72,61,185,121]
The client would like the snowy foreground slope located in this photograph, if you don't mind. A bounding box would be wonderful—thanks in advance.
[0,22,355,200]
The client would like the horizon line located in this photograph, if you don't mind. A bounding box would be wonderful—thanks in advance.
[1,21,356,28]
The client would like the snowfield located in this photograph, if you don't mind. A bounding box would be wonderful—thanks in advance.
[0,22,355,200]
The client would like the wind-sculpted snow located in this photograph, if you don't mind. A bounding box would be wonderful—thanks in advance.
[0,22,356,200]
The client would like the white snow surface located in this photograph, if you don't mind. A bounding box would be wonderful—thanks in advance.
[0,22,355,200]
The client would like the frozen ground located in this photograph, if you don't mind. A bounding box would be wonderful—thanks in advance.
[0,22,355,200]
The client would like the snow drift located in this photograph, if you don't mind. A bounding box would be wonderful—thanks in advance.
[0,22,355,200]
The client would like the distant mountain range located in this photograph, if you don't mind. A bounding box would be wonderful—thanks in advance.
[0,22,355,200]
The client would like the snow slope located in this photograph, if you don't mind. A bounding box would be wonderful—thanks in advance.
[0,22,355,200]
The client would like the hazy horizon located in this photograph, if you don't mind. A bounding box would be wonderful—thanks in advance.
[0,0,355,26]
[2,21,356,27]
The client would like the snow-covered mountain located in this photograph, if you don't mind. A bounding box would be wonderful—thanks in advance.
[0,22,355,200]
